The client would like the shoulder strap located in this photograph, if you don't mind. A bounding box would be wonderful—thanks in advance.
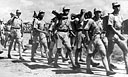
[83,20,89,29]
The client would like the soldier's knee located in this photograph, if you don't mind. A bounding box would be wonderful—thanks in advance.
[67,47,72,53]
[100,48,106,55]
[57,48,61,54]
[76,48,82,52]
[87,53,93,57]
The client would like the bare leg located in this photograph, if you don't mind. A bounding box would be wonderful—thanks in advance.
[16,38,24,60]
[40,43,45,58]
[8,37,14,58]
[107,39,115,70]
[31,42,38,61]
[75,48,81,67]
[13,40,16,50]
[54,48,61,67]
[116,39,128,73]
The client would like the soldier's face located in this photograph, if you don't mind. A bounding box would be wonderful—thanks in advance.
[71,16,75,20]
[114,6,120,12]
[16,13,21,17]
[95,11,101,17]
[64,10,69,15]
[39,13,44,20]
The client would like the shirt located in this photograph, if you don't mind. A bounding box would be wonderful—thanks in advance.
[108,13,123,30]
[70,18,79,32]
[12,17,22,29]
[58,18,71,31]
[84,18,100,34]
[33,18,46,31]
[93,17,104,32]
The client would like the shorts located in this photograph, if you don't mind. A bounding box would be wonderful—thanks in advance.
[4,31,11,41]
[39,33,47,44]
[88,34,106,54]
[32,32,47,44]
[56,32,71,48]
[10,29,22,39]
[76,31,86,48]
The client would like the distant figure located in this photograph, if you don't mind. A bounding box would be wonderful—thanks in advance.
[0,20,4,54]
[8,10,24,60]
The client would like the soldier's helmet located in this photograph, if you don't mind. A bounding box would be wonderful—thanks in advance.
[10,12,14,16]
[39,10,45,14]
[38,10,45,18]
[112,2,120,8]
[16,9,21,14]
[71,13,76,17]
[94,8,102,13]
[80,9,86,14]
[10,12,15,18]
[63,7,70,12]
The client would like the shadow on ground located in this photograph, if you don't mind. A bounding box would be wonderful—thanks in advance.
[23,63,53,69]
[12,59,31,63]
[52,67,107,76]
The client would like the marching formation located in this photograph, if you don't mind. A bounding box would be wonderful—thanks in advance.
[0,2,128,76]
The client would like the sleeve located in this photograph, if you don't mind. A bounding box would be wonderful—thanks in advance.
[66,20,72,30]
[6,19,11,25]
[19,19,24,35]
[84,20,91,30]
[121,15,124,25]
[68,21,72,31]
[33,19,38,29]
[108,14,114,26]
[48,22,54,31]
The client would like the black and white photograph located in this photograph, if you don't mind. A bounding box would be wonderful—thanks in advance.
[0,0,128,77]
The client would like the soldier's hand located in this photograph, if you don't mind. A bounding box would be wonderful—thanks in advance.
[54,30,57,34]
[21,33,23,37]
[119,35,125,40]
[81,9,86,14]
[118,33,125,40]
[86,40,90,45]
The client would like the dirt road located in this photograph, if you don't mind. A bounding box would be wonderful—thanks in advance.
[0,33,128,77]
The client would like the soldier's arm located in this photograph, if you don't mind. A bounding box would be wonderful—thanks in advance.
[121,16,124,34]
[21,20,24,36]
[49,21,55,32]
[33,19,40,31]
[68,21,76,37]
[84,20,91,42]
[79,9,86,23]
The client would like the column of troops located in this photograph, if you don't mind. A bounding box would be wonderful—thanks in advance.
[0,2,128,76]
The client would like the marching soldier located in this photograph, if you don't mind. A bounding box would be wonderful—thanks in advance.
[84,11,116,75]
[0,20,4,54]
[53,7,78,68]
[31,11,49,62]
[4,13,14,48]
[91,8,108,67]
[106,2,128,73]
[8,10,24,60]
[70,13,77,50]
[74,9,87,67]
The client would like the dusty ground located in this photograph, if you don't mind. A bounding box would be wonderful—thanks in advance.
[0,33,128,77]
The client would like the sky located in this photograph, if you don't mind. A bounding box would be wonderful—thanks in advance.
[0,0,128,22]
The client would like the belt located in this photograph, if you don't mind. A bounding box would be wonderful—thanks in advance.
[57,30,68,32]
[101,31,106,34]
[11,27,20,29]
[76,29,83,32]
